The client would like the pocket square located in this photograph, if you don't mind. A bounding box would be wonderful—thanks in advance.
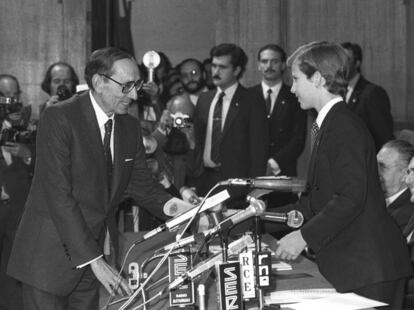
[124,158,134,162]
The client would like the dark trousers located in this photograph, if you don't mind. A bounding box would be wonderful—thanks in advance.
[21,267,99,310]
[353,278,406,310]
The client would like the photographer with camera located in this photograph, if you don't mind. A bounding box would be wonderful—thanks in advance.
[38,62,79,116]
[0,74,35,310]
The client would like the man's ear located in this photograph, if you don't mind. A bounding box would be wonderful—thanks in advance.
[234,66,242,78]
[311,71,326,88]
[92,74,103,93]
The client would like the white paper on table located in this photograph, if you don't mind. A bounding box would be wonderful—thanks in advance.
[265,288,337,304]
[265,290,387,310]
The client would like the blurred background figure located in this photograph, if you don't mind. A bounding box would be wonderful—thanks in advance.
[38,62,79,115]
[0,74,36,310]
[341,42,394,151]
[376,139,414,231]
[202,58,215,90]
[178,58,208,105]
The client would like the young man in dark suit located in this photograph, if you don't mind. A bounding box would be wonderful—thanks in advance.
[249,44,307,207]
[275,41,412,308]
[7,47,187,310]
[189,43,268,197]
[341,42,395,151]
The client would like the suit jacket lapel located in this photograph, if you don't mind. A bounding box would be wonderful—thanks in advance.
[272,84,288,119]
[78,94,109,203]
[222,85,241,137]
[307,103,341,183]
[348,76,366,109]
[388,188,411,213]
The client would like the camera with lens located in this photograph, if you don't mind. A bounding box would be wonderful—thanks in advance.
[56,85,72,101]
[171,112,192,128]
[0,96,22,121]
[0,96,36,146]
[0,127,35,146]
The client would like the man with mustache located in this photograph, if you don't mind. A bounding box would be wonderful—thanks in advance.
[250,44,307,207]
[188,43,268,203]
[178,58,208,106]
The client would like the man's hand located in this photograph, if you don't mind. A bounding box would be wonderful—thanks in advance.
[275,230,307,261]
[158,109,173,132]
[90,257,132,296]
[179,186,200,205]
[45,95,60,108]
[3,142,31,159]
[267,158,281,176]
[181,124,196,150]
[142,81,159,99]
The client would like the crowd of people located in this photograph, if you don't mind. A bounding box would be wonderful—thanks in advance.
[0,40,412,309]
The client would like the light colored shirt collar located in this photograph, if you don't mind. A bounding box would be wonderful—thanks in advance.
[261,80,282,97]
[386,187,408,207]
[217,82,238,99]
[89,91,114,130]
[316,96,343,128]
[348,73,360,91]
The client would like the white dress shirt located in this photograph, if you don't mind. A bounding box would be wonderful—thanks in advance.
[203,82,238,167]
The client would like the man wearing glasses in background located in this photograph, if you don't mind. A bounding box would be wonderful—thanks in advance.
[7,47,187,310]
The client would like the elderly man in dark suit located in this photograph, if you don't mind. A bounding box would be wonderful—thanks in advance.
[275,41,412,309]
[249,44,307,207]
[189,43,268,198]
[7,47,186,310]
[341,42,394,151]
[377,139,414,231]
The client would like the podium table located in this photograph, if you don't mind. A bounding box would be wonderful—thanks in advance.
[101,232,375,310]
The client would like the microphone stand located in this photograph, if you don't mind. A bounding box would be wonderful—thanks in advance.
[253,214,280,310]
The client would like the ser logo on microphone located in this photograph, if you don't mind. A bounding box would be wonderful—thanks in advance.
[217,262,243,310]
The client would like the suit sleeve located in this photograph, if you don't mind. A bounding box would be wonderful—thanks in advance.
[38,108,102,267]
[248,92,269,176]
[272,101,307,170]
[126,123,172,221]
[362,85,394,150]
[300,118,371,253]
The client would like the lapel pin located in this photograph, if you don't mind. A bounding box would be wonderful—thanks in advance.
[235,102,239,107]
[281,100,285,105]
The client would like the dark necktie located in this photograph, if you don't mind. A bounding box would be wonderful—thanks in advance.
[310,121,320,152]
[211,92,225,164]
[103,119,113,193]
[266,89,272,116]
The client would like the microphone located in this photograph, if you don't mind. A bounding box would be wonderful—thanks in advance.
[219,176,306,193]
[261,210,304,228]
[139,190,230,243]
[209,196,266,235]
[168,234,253,290]
[158,197,266,252]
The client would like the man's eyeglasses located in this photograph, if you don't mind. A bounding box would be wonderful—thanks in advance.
[100,74,143,94]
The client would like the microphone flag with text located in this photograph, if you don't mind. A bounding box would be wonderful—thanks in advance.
[138,190,230,244]
[219,176,306,193]
[159,197,266,253]
[168,234,254,290]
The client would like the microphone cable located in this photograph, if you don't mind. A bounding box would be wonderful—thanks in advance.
[117,183,221,310]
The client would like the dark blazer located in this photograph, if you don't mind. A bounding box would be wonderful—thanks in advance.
[347,76,394,151]
[387,188,414,232]
[7,92,171,296]
[189,84,268,194]
[288,102,411,292]
[249,83,307,176]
